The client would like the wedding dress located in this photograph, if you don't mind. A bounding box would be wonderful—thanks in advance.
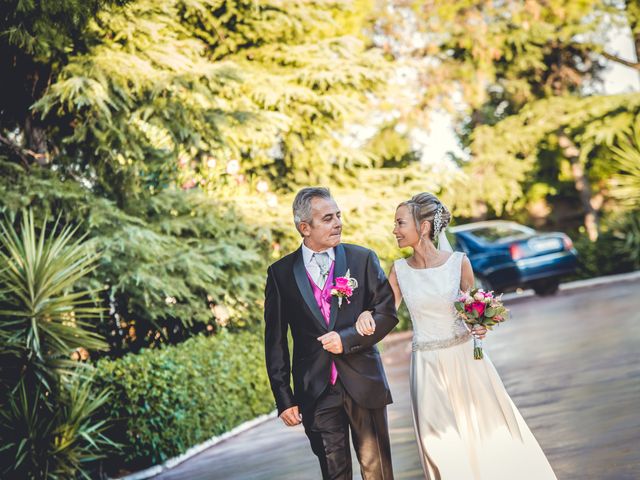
[394,252,557,479]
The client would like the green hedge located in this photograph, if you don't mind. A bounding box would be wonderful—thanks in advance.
[94,330,274,471]
[567,212,640,282]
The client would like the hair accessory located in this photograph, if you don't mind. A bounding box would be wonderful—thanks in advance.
[433,205,443,239]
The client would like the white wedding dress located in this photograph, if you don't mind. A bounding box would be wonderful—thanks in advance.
[394,252,557,480]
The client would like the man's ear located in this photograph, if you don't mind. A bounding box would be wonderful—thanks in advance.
[299,222,311,237]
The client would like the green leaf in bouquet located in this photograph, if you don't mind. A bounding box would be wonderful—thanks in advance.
[485,307,496,317]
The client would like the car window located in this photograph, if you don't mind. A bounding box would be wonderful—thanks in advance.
[469,224,534,243]
[452,234,469,253]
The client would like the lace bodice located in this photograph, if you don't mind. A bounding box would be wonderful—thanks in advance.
[394,252,470,349]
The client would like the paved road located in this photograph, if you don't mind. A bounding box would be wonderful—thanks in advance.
[156,278,640,480]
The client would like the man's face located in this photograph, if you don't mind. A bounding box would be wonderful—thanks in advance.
[300,197,342,251]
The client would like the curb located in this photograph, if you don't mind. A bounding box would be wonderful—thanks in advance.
[112,270,639,479]
[110,411,278,480]
[502,270,640,304]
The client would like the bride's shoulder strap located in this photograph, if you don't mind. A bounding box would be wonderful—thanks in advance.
[451,251,466,280]
[393,257,406,275]
[455,250,467,266]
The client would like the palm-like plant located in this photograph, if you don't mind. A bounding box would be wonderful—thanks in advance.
[610,122,640,210]
[608,121,640,268]
[0,210,116,479]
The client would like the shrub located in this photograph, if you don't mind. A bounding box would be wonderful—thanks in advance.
[93,329,273,472]
[569,210,640,279]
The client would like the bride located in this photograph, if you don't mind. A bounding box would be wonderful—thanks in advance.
[356,193,557,479]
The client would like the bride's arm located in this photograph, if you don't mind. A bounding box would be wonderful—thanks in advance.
[388,264,403,310]
[460,254,475,291]
[355,264,403,336]
[460,254,487,338]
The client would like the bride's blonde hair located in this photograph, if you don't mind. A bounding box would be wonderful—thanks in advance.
[399,193,451,242]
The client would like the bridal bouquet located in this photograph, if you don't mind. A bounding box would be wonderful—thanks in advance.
[454,288,509,359]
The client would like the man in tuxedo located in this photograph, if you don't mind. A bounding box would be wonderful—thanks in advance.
[264,187,398,479]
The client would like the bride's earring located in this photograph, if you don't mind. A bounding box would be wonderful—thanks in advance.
[418,228,425,245]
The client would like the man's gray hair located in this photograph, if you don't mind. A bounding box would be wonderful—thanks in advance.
[292,187,332,235]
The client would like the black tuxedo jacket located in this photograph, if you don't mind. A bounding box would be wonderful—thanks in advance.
[264,243,399,415]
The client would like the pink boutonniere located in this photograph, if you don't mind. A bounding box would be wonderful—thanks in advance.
[331,269,358,307]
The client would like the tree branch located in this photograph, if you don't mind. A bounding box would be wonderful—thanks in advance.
[0,133,44,169]
[600,51,640,71]
[568,39,640,71]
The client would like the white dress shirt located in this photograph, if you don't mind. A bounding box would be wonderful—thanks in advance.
[301,243,335,288]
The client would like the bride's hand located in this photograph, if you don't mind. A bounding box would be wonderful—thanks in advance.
[472,325,487,339]
[355,310,376,336]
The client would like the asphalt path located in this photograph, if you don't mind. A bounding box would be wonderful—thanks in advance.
[155,278,640,480]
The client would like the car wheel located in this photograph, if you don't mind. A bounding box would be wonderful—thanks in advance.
[533,279,559,296]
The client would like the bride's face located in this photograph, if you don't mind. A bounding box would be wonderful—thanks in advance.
[393,205,420,248]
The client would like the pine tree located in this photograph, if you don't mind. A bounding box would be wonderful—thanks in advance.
[0,0,124,166]
[25,0,389,203]
[0,0,400,353]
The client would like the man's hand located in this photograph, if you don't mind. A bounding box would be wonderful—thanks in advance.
[472,324,487,339]
[355,310,376,336]
[318,331,343,354]
[280,406,302,426]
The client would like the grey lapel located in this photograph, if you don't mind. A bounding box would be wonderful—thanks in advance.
[329,243,347,330]
[293,248,328,332]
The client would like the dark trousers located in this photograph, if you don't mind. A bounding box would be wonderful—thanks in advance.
[301,379,394,480]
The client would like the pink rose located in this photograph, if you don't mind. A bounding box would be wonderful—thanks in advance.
[337,285,352,295]
[458,293,471,303]
[471,302,486,316]
[330,270,358,307]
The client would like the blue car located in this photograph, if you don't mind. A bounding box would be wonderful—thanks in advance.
[448,220,578,296]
